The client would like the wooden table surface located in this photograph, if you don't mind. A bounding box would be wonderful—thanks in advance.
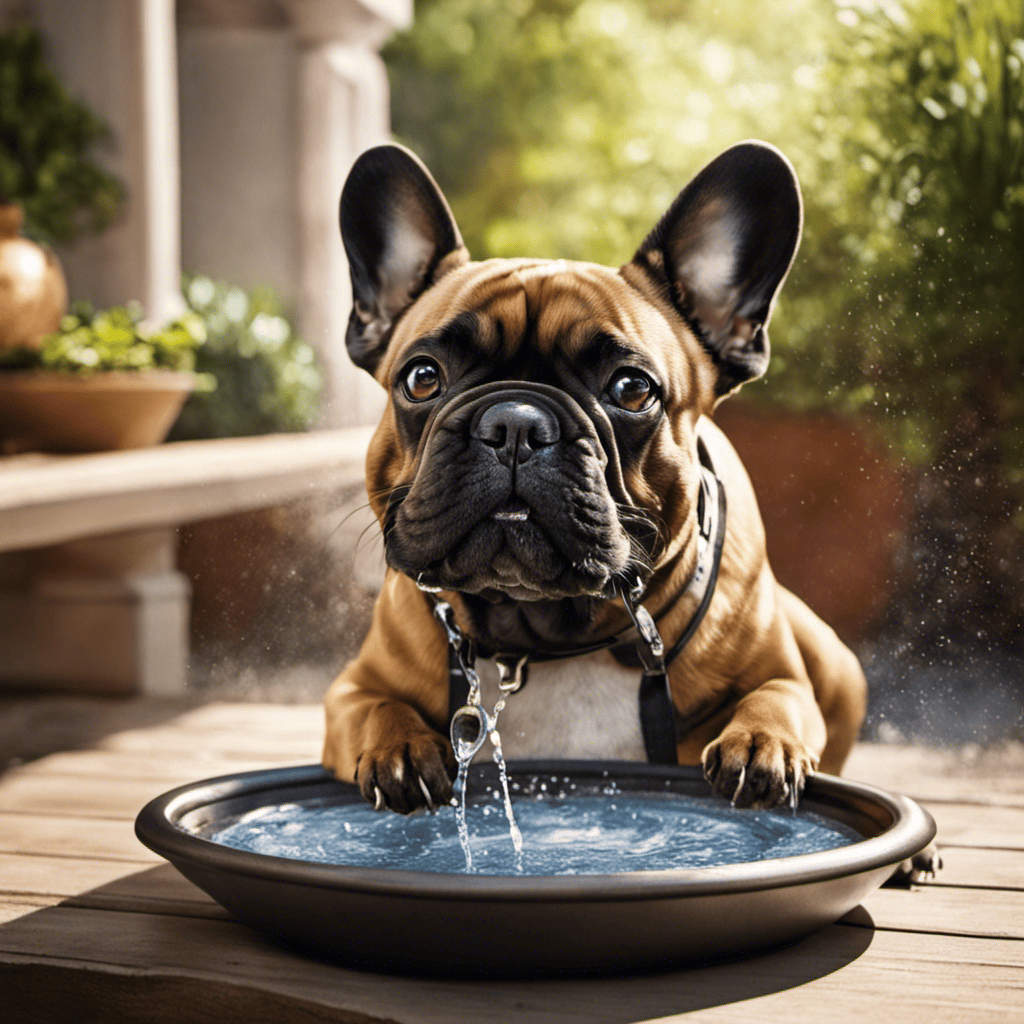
[1,700,1021,1023]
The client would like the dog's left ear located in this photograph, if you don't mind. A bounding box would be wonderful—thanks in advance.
[340,144,469,375]
[623,141,802,397]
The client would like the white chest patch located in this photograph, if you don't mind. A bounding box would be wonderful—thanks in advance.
[472,650,646,762]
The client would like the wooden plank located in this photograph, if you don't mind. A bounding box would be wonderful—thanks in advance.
[156,701,324,734]
[846,742,1024,808]
[88,701,324,760]
[928,803,1024,851]
[1,961,394,1024]
[0,907,1022,1024]
[96,728,321,760]
[7,756,1022,858]
[0,773,174,819]
[96,734,321,763]
[0,693,200,768]
[0,856,225,921]
[0,852,160,897]
[0,428,372,552]
[11,749,310,783]
[0,896,62,925]
[916,846,1024,890]
[856,883,1024,940]
[0,811,159,862]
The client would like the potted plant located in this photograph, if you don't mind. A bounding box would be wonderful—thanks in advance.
[0,302,207,452]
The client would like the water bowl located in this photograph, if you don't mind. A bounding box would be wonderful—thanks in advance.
[135,760,934,977]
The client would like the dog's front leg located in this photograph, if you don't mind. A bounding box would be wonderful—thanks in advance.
[701,676,828,809]
[323,573,456,813]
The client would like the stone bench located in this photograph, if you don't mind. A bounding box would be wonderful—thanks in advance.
[0,429,372,696]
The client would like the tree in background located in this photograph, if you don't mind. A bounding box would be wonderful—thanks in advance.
[0,28,123,245]
[386,0,829,264]
[384,0,1024,656]
[791,0,1024,653]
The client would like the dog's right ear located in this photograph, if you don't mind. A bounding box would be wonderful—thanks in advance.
[623,141,802,398]
[340,144,469,375]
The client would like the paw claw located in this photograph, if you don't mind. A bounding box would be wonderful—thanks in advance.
[373,785,385,811]
[885,843,942,887]
[417,774,435,811]
[730,765,747,807]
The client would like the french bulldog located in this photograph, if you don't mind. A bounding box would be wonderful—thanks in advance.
[322,140,868,819]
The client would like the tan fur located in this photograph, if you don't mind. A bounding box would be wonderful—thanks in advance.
[323,257,867,810]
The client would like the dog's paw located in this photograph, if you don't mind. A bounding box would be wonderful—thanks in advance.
[701,728,817,809]
[884,843,943,888]
[355,732,457,814]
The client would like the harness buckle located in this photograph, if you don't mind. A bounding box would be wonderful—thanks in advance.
[617,579,667,676]
[495,653,529,695]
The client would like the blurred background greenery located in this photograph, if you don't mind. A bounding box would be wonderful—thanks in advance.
[0,26,123,246]
[385,0,1024,667]
[168,276,323,442]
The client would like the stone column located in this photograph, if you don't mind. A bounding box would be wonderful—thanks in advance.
[35,0,184,323]
[0,0,189,697]
[290,0,410,428]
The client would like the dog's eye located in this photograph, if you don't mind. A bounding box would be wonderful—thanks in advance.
[607,370,657,412]
[401,359,443,402]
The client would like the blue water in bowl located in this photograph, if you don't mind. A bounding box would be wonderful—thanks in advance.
[210,778,862,876]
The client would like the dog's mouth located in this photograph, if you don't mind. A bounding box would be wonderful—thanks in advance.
[402,493,623,601]
[491,497,530,523]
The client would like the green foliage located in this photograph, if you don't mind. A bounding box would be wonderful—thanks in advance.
[770,0,1024,467]
[167,276,323,441]
[385,0,1024,473]
[0,27,124,245]
[386,0,830,264]
[0,300,205,373]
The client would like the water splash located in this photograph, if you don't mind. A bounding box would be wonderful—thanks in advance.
[453,750,473,872]
[489,729,523,864]
[449,654,526,871]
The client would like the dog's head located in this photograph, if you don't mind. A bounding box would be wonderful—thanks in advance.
[340,142,801,623]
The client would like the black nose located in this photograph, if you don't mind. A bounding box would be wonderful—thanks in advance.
[472,400,561,466]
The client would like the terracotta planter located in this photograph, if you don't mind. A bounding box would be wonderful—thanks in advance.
[0,370,196,453]
[714,401,910,643]
[0,204,67,351]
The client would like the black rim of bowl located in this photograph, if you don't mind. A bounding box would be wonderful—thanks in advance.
[135,760,936,903]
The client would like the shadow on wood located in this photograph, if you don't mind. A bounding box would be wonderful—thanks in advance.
[0,862,876,1024]
[0,695,202,773]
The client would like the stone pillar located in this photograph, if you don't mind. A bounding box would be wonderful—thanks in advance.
[290,0,410,428]
[178,0,410,428]
[34,0,184,323]
[294,42,390,428]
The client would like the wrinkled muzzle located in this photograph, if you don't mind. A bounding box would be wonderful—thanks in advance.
[384,382,634,601]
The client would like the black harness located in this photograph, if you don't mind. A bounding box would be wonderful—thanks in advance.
[425,439,727,765]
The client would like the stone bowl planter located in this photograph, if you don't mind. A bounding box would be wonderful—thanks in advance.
[0,369,196,453]
[714,401,909,643]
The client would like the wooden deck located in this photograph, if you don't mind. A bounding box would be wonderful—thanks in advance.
[0,698,1022,1023]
